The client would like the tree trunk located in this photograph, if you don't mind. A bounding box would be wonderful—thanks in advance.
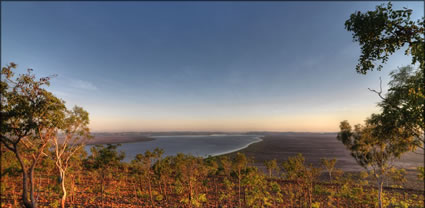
[60,171,67,208]
[378,177,384,208]
[22,171,33,208]
[163,180,168,202]
[14,148,33,208]
[29,166,37,208]
[159,180,163,195]
[308,185,312,208]
[238,169,241,208]
[71,176,75,206]
[133,181,140,206]
[101,172,105,208]
[148,177,154,206]
[188,179,193,208]
[214,178,218,208]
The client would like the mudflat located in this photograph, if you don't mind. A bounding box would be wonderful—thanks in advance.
[232,134,363,171]
[226,133,424,190]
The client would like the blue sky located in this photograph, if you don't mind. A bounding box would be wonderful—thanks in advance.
[2,1,424,132]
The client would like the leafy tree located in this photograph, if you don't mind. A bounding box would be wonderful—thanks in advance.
[218,155,232,177]
[86,144,125,208]
[264,159,278,178]
[232,152,248,207]
[320,158,337,182]
[242,167,272,208]
[203,156,220,207]
[337,120,405,208]
[153,155,172,203]
[131,148,163,206]
[64,147,87,206]
[281,153,321,208]
[217,156,234,206]
[172,154,208,208]
[268,180,283,206]
[1,63,66,208]
[346,2,425,188]
[368,66,424,151]
[52,106,91,208]
[345,2,424,74]
[346,3,424,196]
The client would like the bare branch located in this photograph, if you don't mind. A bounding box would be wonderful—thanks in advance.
[368,77,385,100]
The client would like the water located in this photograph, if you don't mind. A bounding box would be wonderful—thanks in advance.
[89,135,262,162]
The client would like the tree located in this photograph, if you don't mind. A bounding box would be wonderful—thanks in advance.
[86,144,125,208]
[217,156,234,206]
[153,155,172,203]
[282,153,321,208]
[172,154,208,208]
[320,158,336,182]
[218,155,232,177]
[232,152,248,208]
[131,148,163,206]
[337,120,405,208]
[345,3,424,203]
[368,66,424,151]
[1,63,67,208]
[264,159,278,178]
[52,106,91,208]
[203,156,220,207]
[345,2,424,74]
[242,167,272,208]
[345,2,424,152]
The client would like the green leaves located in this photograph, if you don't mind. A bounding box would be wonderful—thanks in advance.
[345,2,424,74]
[342,4,424,202]
[264,159,278,177]
[1,62,93,208]
[88,144,125,171]
[371,66,424,151]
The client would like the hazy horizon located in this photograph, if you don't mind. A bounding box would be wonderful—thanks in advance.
[90,130,338,134]
[2,1,424,132]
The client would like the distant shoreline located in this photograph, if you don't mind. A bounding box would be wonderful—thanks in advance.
[208,136,263,157]
[87,135,155,145]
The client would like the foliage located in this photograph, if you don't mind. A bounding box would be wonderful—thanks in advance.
[2,149,424,207]
[320,158,336,182]
[337,120,414,208]
[369,66,424,151]
[264,159,279,177]
[85,144,125,207]
[1,63,67,208]
[281,153,322,208]
[242,167,272,208]
[345,2,424,74]
[53,106,91,208]
[344,3,424,205]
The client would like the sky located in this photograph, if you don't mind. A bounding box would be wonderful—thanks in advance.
[2,1,424,132]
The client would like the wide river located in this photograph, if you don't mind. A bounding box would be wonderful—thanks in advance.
[98,135,263,162]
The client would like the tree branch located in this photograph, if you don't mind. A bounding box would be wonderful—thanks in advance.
[368,77,385,100]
